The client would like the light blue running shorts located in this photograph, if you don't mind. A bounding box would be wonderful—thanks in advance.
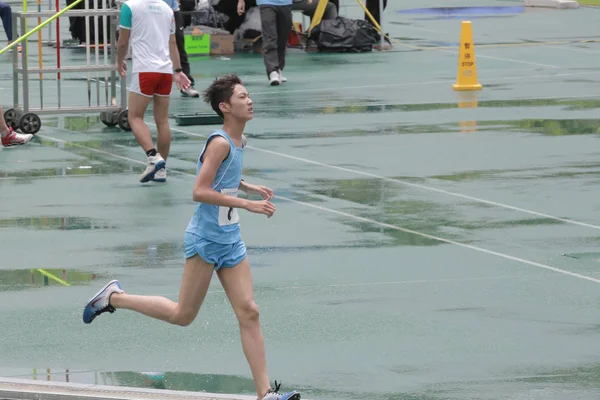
[184,232,247,270]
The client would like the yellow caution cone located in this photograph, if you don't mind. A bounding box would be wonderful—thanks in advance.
[453,21,482,91]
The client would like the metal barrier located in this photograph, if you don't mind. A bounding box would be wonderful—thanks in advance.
[3,0,130,135]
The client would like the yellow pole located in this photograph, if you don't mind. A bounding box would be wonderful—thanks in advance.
[0,0,83,54]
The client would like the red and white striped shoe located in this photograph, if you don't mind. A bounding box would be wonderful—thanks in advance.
[1,127,33,147]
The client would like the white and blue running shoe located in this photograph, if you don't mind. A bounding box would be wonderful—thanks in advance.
[82,279,123,324]
[261,381,300,400]
[140,154,165,183]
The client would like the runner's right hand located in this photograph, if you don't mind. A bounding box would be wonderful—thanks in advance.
[245,200,276,218]
[175,71,191,90]
[119,61,127,77]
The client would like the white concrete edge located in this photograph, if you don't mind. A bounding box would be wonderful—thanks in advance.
[0,377,258,400]
[524,0,580,9]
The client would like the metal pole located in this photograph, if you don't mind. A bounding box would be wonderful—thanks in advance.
[12,12,19,108]
[110,12,116,106]
[94,0,100,107]
[38,0,43,110]
[85,0,92,107]
[56,0,61,108]
[47,0,52,45]
[379,0,384,48]
[102,0,108,106]
[21,15,29,113]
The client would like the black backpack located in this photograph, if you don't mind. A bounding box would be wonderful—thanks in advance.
[307,16,378,53]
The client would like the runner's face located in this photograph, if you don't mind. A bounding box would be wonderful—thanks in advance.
[227,84,253,121]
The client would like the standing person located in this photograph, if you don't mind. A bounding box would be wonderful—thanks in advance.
[117,0,191,183]
[82,74,301,400]
[0,2,20,52]
[162,0,200,97]
[365,0,390,49]
[1,106,33,147]
[292,0,337,22]
[237,0,293,86]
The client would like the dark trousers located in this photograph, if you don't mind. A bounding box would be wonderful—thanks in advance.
[259,4,292,77]
[365,0,387,26]
[365,0,387,41]
[0,2,12,42]
[174,10,195,86]
[214,0,257,34]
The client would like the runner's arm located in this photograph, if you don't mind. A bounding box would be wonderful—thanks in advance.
[117,3,132,68]
[168,13,182,71]
[193,136,250,209]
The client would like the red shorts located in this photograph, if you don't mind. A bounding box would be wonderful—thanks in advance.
[130,72,173,97]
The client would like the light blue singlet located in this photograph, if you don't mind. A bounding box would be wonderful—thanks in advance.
[185,130,245,244]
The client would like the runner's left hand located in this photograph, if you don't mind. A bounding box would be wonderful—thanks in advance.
[249,184,273,201]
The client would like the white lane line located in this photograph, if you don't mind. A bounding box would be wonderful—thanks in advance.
[37,133,600,285]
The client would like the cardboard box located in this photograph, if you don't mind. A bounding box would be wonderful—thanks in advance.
[210,33,234,55]
[185,25,234,56]
[184,27,210,56]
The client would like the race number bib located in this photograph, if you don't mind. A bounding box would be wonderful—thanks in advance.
[218,188,240,226]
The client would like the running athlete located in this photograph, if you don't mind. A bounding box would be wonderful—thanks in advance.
[1,105,33,147]
[117,0,190,183]
[82,74,301,400]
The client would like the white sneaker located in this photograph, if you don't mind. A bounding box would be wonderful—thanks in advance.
[269,71,281,86]
[181,86,200,98]
[279,71,287,83]
[139,154,165,183]
[153,168,167,183]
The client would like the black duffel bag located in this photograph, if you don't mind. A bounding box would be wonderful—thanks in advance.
[307,16,378,53]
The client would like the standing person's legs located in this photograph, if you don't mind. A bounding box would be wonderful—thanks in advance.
[151,83,172,183]
[173,10,199,97]
[275,5,293,82]
[0,2,12,42]
[365,0,386,25]
[292,0,337,20]
[330,0,339,12]
[0,106,9,132]
[259,5,281,85]
[128,72,167,182]
[365,0,390,47]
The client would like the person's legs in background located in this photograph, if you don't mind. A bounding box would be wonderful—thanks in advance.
[291,0,337,21]
[0,2,20,52]
[330,0,338,12]
[365,0,387,26]
[173,9,199,97]
[365,0,390,48]
[275,5,292,83]
[0,2,11,41]
[365,0,392,48]
[258,5,281,85]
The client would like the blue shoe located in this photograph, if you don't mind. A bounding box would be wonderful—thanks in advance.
[261,381,300,400]
[82,279,124,324]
